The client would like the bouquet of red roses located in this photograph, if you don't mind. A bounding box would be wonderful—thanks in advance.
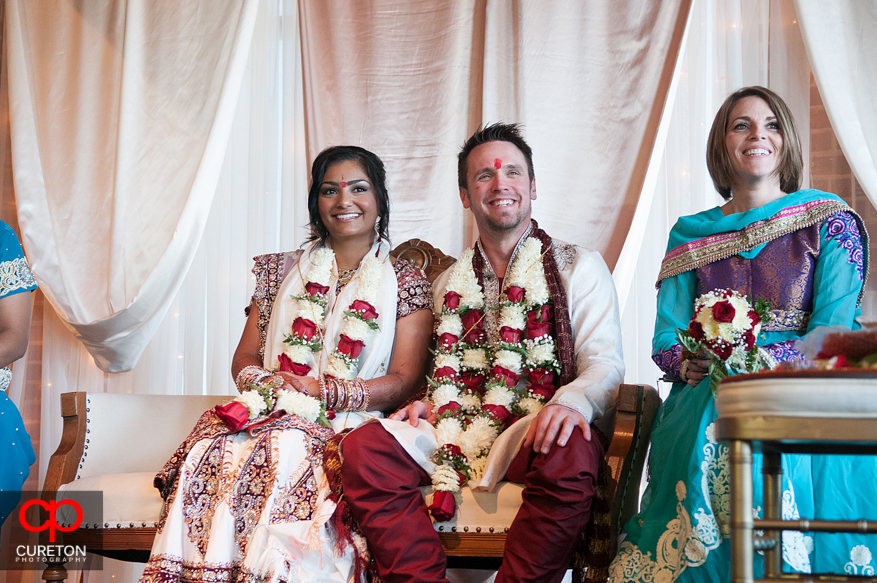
[677,289,774,393]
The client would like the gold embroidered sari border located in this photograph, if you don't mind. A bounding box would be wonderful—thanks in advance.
[656,200,850,286]
[763,309,810,333]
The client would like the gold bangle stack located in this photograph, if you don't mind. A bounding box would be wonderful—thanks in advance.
[236,365,272,393]
[348,378,370,411]
[319,376,370,412]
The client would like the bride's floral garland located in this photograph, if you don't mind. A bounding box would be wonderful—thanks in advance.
[279,247,383,380]
[427,237,561,521]
[215,247,383,431]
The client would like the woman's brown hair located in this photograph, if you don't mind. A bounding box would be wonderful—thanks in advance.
[706,86,803,200]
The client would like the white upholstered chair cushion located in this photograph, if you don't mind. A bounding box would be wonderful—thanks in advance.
[58,472,161,528]
[56,466,525,532]
[420,482,524,533]
[54,393,227,528]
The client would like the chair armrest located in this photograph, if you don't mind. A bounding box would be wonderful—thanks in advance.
[43,392,89,500]
[605,383,661,541]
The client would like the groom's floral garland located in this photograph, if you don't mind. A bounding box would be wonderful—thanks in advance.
[427,238,561,521]
[279,247,383,380]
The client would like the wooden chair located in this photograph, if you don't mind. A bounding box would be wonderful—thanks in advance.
[40,238,661,580]
[391,237,456,283]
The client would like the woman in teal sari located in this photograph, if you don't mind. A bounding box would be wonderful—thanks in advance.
[0,220,37,526]
[609,86,877,582]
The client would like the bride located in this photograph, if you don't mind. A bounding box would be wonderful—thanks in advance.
[140,145,434,583]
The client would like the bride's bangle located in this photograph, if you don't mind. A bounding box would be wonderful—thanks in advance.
[236,365,272,393]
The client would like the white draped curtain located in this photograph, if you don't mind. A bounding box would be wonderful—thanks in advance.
[621,0,815,388]
[6,0,260,373]
[297,0,689,262]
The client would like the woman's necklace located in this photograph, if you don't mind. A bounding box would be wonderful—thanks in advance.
[336,268,357,291]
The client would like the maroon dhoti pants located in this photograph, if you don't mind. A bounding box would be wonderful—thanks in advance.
[340,421,604,583]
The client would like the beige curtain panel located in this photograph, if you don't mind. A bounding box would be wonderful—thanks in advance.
[6,0,258,372]
[6,0,688,373]
[300,0,690,267]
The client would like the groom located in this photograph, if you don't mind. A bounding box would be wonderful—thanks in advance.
[340,123,625,583]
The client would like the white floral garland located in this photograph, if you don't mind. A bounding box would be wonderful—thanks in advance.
[428,238,560,504]
[236,385,324,423]
[282,247,334,367]
[281,247,383,381]
[327,254,384,379]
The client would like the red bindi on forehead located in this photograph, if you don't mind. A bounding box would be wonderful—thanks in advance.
[340,175,347,188]
[494,158,502,170]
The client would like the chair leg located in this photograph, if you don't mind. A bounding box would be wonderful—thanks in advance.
[730,440,754,583]
[42,558,67,583]
[762,449,783,578]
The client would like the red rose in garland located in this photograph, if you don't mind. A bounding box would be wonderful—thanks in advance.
[279,353,311,376]
[527,368,556,388]
[305,281,329,296]
[350,299,378,320]
[438,333,459,350]
[444,291,461,310]
[291,317,317,340]
[461,309,486,344]
[428,491,456,522]
[483,404,511,425]
[492,365,520,388]
[437,401,463,417]
[500,326,524,344]
[337,334,365,359]
[526,305,553,339]
[433,366,458,382]
[506,286,525,303]
[460,372,487,395]
[531,385,555,401]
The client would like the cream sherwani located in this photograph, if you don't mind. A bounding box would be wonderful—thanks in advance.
[379,229,625,493]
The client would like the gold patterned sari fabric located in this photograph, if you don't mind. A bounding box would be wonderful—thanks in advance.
[657,200,850,284]
[694,223,820,332]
